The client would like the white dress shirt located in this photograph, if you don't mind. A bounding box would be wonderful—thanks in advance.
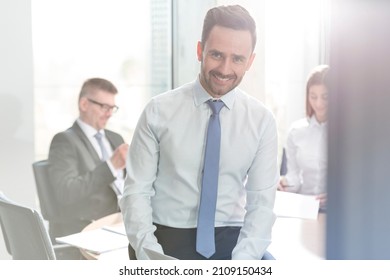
[120,78,278,260]
[284,116,327,195]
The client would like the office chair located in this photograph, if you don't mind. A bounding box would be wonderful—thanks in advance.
[32,161,85,259]
[0,192,12,255]
[32,160,61,226]
[0,192,62,259]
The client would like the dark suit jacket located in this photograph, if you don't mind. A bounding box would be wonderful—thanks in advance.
[48,121,124,238]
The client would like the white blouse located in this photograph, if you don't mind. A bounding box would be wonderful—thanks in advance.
[284,116,327,195]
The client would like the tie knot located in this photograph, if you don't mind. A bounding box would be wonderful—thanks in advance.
[95,132,103,140]
[207,100,224,115]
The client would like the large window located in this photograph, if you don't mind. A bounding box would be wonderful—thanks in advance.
[263,0,330,150]
[32,0,172,159]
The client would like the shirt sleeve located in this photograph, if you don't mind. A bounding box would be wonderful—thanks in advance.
[119,100,164,259]
[232,112,278,260]
[284,126,302,192]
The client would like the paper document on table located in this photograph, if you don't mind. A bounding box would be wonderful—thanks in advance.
[102,223,126,236]
[274,191,319,220]
[56,228,129,254]
[98,247,129,260]
[144,247,178,260]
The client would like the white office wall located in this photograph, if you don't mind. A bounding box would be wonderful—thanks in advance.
[0,0,36,259]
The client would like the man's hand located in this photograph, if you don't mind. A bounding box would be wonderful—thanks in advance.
[316,193,327,209]
[277,176,288,191]
[110,143,129,170]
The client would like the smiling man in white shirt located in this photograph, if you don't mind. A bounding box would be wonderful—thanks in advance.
[120,5,278,260]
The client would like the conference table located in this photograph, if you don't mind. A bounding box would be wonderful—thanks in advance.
[268,212,326,260]
[80,212,325,260]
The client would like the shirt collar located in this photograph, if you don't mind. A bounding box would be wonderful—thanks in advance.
[77,118,105,138]
[309,115,327,128]
[193,77,236,110]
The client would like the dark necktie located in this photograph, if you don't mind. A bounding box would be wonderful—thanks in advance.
[196,99,224,258]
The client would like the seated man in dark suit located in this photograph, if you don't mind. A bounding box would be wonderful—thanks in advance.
[48,78,128,240]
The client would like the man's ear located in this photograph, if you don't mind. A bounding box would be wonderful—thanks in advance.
[79,97,88,112]
[246,52,256,71]
[197,41,203,62]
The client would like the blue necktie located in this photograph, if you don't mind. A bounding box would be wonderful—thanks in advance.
[95,132,109,161]
[196,99,224,258]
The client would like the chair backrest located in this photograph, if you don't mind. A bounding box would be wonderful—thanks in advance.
[0,192,12,255]
[32,160,61,221]
[0,193,56,259]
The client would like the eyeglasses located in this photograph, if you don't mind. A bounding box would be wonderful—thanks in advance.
[87,98,119,113]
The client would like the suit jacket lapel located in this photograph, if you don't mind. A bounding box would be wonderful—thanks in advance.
[105,130,120,150]
[71,121,101,165]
